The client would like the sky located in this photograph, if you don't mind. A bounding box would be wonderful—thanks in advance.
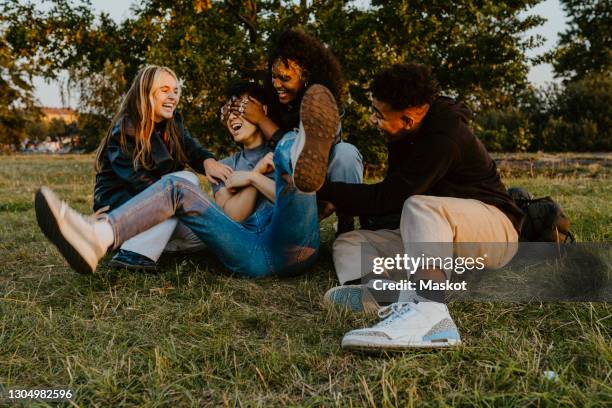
[32,0,568,108]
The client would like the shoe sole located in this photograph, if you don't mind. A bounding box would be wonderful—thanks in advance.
[35,188,94,274]
[293,84,339,192]
[108,258,158,272]
[342,338,461,352]
[324,286,379,314]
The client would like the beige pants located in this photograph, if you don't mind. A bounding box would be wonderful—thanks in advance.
[333,195,519,284]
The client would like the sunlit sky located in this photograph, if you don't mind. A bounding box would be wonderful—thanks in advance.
[32,0,568,107]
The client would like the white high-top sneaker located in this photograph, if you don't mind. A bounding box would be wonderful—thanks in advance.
[341,300,461,350]
[35,186,109,274]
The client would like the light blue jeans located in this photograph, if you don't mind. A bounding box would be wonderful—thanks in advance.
[327,142,363,184]
[107,131,319,278]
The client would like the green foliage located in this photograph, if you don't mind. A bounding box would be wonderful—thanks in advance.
[539,73,612,151]
[1,0,547,161]
[476,108,534,152]
[0,21,39,146]
[549,0,611,81]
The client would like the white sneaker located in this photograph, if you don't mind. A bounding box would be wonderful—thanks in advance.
[35,186,108,274]
[341,300,461,350]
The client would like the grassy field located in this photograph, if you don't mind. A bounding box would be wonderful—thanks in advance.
[0,153,611,407]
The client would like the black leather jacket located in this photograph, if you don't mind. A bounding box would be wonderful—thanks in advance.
[93,112,215,211]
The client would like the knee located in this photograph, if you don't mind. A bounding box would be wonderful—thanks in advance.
[333,230,364,253]
[333,143,362,167]
[328,143,363,182]
[169,170,199,186]
[401,195,442,224]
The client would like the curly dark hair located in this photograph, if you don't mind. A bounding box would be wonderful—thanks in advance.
[370,63,440,110]
[266,28,344,108]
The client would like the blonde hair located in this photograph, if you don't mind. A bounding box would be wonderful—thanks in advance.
[95,65,188,172]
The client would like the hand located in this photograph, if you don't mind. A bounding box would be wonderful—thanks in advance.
[230,96,267,125]
[254,152,274,174]
[318,200,336,221]
[203,158,233,185]
[225,171,253,191]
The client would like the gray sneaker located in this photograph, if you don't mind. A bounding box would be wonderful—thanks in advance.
[324,284,381,314]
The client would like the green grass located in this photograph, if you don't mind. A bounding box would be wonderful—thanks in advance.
[0,154,611,407]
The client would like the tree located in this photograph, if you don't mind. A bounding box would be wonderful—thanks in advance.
[549,0,611,81]
[2,0,548,160]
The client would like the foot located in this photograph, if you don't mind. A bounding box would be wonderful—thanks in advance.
[292,84,339,192]
[35,186,108,274]
[108,250,158,272]
[324,284,382,314]
[341,300,461,350]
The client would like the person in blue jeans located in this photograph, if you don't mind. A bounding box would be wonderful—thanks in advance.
[34,84,340,278]
[229,28,363,235]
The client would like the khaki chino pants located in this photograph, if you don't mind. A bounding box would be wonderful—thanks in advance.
[333,195,519,284]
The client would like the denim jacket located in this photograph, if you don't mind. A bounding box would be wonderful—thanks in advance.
[93,111,215,212]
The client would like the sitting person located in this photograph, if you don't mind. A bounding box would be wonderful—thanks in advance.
[212,81,276,223]
[34,84,340,278]
[230,28,363,234]
[93,64,232,271]
[318,63,524,350]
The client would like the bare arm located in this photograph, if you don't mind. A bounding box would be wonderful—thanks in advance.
[214,185,258,222]
[249,172,275,203]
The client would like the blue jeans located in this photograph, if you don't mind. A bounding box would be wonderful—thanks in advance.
[107,132,319,278]
[327,142,363,184]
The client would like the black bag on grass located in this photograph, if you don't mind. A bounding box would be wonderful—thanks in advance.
[508,187,575,243]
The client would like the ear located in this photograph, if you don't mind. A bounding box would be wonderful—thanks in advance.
[400,112,414,130]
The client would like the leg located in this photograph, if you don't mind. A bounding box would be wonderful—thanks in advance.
[326,142,364,235]
[327,142,363,184]
[110,171,202,269]
[342,195,518,350]
[260,131,320,276]
[324,229,405,313]
[163,222,206,253]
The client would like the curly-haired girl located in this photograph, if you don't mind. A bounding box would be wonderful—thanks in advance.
[231,28,363,235]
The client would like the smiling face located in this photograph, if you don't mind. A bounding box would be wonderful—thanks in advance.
[369,98,430,141]
[369,98,408,138]
[152,71,180,122]
[271,58,306,104]
[225,94,263,146]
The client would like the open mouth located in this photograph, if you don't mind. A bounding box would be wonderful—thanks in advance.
[230,120,243,132]
[277,90,289,98]
[162,102,174,110]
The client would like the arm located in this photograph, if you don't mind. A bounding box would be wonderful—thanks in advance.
[249,172,275,203]
[214,185,259,222]
[318,134,460,216]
